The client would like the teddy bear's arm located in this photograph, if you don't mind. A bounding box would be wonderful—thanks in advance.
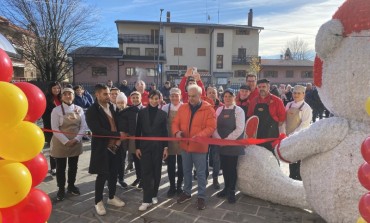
[275,117,349,163]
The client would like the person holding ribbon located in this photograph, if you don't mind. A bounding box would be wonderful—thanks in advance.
[135,90,169,211]
[212,89,245,203]
[50,88,87,201]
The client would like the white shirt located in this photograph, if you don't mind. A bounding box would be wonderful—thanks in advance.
[212,105,245,140]
[162,102,183,114]
[99,103,113,118]
[281,100,312,135]
[50,103,87,145]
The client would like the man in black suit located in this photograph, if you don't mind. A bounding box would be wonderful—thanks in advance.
[85,84,126,216]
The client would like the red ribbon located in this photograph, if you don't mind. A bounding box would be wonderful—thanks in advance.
[42,128,284,146]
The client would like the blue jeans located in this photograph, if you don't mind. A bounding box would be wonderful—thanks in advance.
[181,150,207,199]
[209,145,220,178]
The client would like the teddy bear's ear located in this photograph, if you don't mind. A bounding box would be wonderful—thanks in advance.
[315,19,344,60]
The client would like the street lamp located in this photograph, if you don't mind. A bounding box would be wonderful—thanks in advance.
[157,8,164,86]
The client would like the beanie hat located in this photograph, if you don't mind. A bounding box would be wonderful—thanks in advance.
[116,92,127,104]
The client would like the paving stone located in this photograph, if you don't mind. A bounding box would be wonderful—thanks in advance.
[40,145,326,223]
[223,211,267,223]
[218,200,258,215]
[238,195,270,207]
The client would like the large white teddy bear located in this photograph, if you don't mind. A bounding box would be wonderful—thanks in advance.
[274,0,370,222]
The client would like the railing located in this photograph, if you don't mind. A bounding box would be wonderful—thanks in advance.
[232,55,255,65]
[118,34,163,44]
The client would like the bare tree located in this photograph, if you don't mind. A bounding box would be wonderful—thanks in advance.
[248,56,261,78]
[282,37,313,60]
[1,0,107,81]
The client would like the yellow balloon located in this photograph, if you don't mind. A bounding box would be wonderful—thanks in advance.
[0,160,32,208]
[358,217,367,223]
[365,97,370,116]
[0,82,28,131]
[0,121,45,162]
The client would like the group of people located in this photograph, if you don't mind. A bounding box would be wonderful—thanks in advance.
[42,67,320,216]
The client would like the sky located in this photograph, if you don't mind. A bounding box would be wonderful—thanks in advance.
[88,0,344,58]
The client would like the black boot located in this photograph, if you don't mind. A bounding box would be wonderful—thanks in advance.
[213,177,220,189]
[227,191,236,204]
[176,181,183,195]
[217,188,228,198]
[57,188,65,201]
[167,187,177,197]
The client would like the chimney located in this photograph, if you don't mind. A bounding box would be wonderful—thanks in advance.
[167,11,171,23]
[248,9,253,26]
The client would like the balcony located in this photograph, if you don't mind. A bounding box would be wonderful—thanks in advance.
[122,55,166,62]
[232,55,256,65]
[118,34,163,44]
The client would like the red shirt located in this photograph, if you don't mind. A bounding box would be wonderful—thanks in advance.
[179,76,206,103]
[249,88,259,101]
[247,93,286,123]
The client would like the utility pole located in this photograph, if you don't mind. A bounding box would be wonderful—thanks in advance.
[157,9,164,86]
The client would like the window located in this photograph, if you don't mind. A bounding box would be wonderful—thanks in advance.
[286,70,294,78]
[171,27,186,33]
[145,48,158,57]
[197,48,206,56]
[301,71,313,78]
[216,55,223,69]
[169,65,187,70]
[174,47,183,56]
[126,67,135,76]
[264,70,278,78]
[146,68,155,76]
[92,67,107,76]
[234,70,246,78]
[217,33,224,47]
[126,47,140,56]
[195,28,209,34]
[236,29,250,35]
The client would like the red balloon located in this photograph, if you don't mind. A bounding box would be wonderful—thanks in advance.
[1,188,52,223]
[0,48,13,82]
[21,153,48,188]
[14,82,46,122]
[360,193,370,222]
[362,137,370,163]
[358,162,370,190]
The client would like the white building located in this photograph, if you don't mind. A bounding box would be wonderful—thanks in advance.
[115,10,263,85]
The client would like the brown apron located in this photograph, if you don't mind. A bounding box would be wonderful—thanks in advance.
[167,104,181,155]
[285,102,305,135]
[51,105,83,158]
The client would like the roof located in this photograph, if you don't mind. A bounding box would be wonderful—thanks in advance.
[115,20,264,31]
[69,47,123,58]
[261,59,313,67]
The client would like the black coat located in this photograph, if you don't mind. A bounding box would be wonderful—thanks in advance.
[86,102,121,174]
[119,105,143,136]
[135,106,168,150]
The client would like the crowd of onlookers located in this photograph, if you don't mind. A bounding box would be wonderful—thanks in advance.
[41,69,330,216]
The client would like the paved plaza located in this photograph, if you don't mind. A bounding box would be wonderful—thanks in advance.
[38,143,326,223]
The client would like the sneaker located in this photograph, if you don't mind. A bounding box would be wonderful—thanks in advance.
[131,178,140,187]
[213,178,220,190]
[137,180,143,190]
[152,197,158,204]
[50,169,56,176]
[177,192,191,204]
[118,181,128,189]
[216,188,228,198]
[56,188,65,201]
[67,185,80,195]
[138,202,152,211]
[95,201,106,216]
[197,198,206,210]
[167,187,177,197]
[107,196,125,207]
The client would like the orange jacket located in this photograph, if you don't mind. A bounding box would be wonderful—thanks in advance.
[172,101,216,153]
